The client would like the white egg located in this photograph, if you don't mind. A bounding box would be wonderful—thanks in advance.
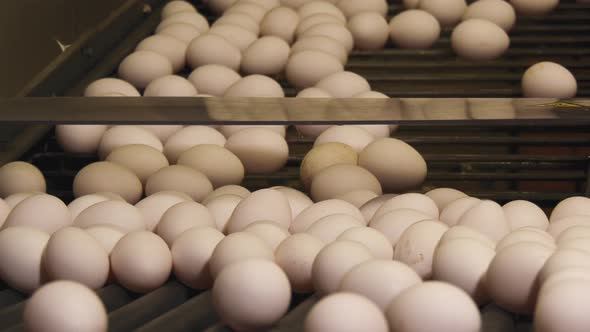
[451,19,510,61]
[389,10,440,49]
[522,62,577,98]
[242,36,290,75]
[463,0,516,31]
[419,0,467,27]
[136,35,187,72]
[187,64,241,96]
[117,51,173,89]
[285,50,343,89]
[186,34,242,71]
[260,6,300,43]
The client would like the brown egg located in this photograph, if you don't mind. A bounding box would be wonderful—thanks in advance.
[145,165,213,202]
[285,50,343,89]
[291,36,348,65]
[0,161,46,198]
[260,6,300,43]
[98,126,163,160]
[106,145,169,186]
[242,36,291,75]
[73,162,143,204]
[225,128,289,173]
[347,12,389,50]
[310,164,383,202]
[157,23,201,44]
[214,13,260,34]
[300,142,358,190]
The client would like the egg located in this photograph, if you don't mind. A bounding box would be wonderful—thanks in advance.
[550,196,590,222]
[249,0,281,10]
[432,238,496,304]
[43,227,109,289]
[177,145,244,188]
[291,36,348,65]
[463,0,516,31]
[451,19,510,61]
[243,220,289,250]
[171,227,225,289]
[296,14,343,39]
[73,161,143,204]
[275,233,324,292]
[535,278,590,332]
[186,34,242,71]
[163,126,226,163]
[225,128,289,173]
[136,35,187,72]
[203,185,250,204]
[3,194,70,234]
[314,126,374,153]
[458,200,511,242]
[209,232,275,278]
[157,23,201,44]
[300,142,358,190]
[260,7,300,43]
[340,259,422,310]
[157,201,216,246]
[337,227,393,259]
[209,24,258,51]
[522,62,577,98]
[117,51,173,88]
[74,200,145,232]
[145,165,213,202]
[305,293,389,332]
[299,1,344,20]
[503,200,549,230]
[285,50,343,88]
[496,228,555,252]
[373,193,439,220]
[290,199,364,233]
[0,227,50,293]
[213,260,291,331]
[241,36,290,75]
[135,191,189,231]
[425,188,468,211]
[0,199,10,228]
[56,125,108,154]
[105,144,169,185]
[336,190,378,208]
[394,220,448,278]
[439,197,481,226]
[369,209,432,247]
[295,124,332,137]
[6,191,43,211]
[67,193,119,220]
[208,0,238,14]
[138,125,184,143]
[83,78,140,96]
[98,125,163,160]
[315,71,371,97]
[439,225,496,249]
[359,138,427,192]
[300,23,353,52]
[157,12,210,33]
[359,194,397,221]
[187,64,242,96]
[85,225,125,254]
[219,125,287,138]
[310,164,383,202]
[306,214,364,243]
[143,75,197,96]
[487,241,554,313]
[214,13,260,34]
[162,1,197,19]
[272,186,314,219]
[557,226,590,244]
[226,188,292,233]
[224,74,285,97]
[205,194,243,232]
[23,280,107,332]
[225,2,269,22]
[281,0,313,9]
[548,216,590,239]
[387,282,481,332]
[0,161,46,197]
[312,240,373,294]
[419,0,467,26]
[510,0,558,16]
[538,249,590,285]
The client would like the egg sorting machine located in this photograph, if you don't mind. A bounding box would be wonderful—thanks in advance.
[0,0,589,331]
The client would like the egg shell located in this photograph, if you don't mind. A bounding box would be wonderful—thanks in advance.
[74,199,145,233]
[98,126,163,160]
[177,145,244,189]
[67,194,116,220]
[84,78,140,97]
[225,128,289,173]
[0,161,46,198]
[557,226,590,244]
[226,188,292,233]
[171,227,225,289]
[424,188,468,211]
[359,194,397,221]
[522,62,577,98]
[496,228,555,252]
[463,0,516,31]
[291,36,348,65]
[300,142,358,190]
[0,199,11,229]
[439,225,496,249]
[275,233,325,293]
[547,215,590,238]
[244,221,290,250]
[225,2,268,22]
[335,190,378,208]
[186,34,242,71]
[138,125,184,143]
[117,51,173,89]
[145,165,213,202]
[135,192,189,232]
[306,213,364,243]
[3,194,70,234]
[298,1,345,21]
[538,249,590,285]
[337,0,387,18]
[205,194,243,232]
[187,64,241,96]
[164,126,226,163]
[389,9,441,49]
[290,199,364,233]
[315,71,371,98]
[157,201,217,246]
[260,7,299,43]
[458,200,511,242]
[535,278,590,332]
[56,125,108,154]
[158,11,209,33]
[550,196,590,222]
[74,162,143,204]
[248,0,281,10]
[208,0,238,14]
[242,36,290,75]
[203,185,250,204]
[209,24,258,51]
[285,50,343,88]
[136,35,187,72]
[106,144,169,186]
[85,225,125,254]
[337,227,393,259]
[224,74,285,97]
[394,220,449,278]
[314,126,374,153]
[348,13,390,50]
[419,0,467,26]
[503,200,549,230]
[157,23,201,44]
[295,13,344,37]
[310,164,382,202]
[373,193,439,220]
[272,186,313,219]
[162,1,197,19]
[439,196,481,226]
[143,75,197,96]
[214,13,260,34]
[452,19,510,61]
[219,125,287,138]
[208,232,275,278]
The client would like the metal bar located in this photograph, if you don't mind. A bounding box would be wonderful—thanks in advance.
[0,290,25,310]
[96,284,137,312]
[268,295,319,332]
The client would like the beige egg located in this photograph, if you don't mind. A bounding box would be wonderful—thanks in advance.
[111,231,172,293]
[306,213,364,243]
[187,64,241,96]
[209,232,275,278]
[550,196,590,222]
[496,228,555,252]
[458,200,511,242]
[0,198,10,229]
[157,201,216,246]
[305,293,389,332]
[315,71,371,98]
[56,125,108,154]
[143,75,197,96]
[145,165,213,202]
[248,0,281,10]
[275,233,324,292]
[186,34,242,71]
[509,0,558,16]
[3,194,70,234]
[209,24,258,51]
[452,19,510,61]
[43,227,109,289]
[503,200,549,230]
[162,1,197,19]
[359,138,427,192]
[225,128,289,173]
[177,145,244,189]
[136,35,187,72]
[214,13,260,34]
[300,142,358,190]
[295,13,343,37]
[299,1,344,20]
[242,36,290,75]
[359,194,397,221]
[67,194,117,220]
[281,0,314,8]
[535,278,590,332]
[394,220,448,278]
[439,196,481,226]
[157,12,209,33]
[84,78,140,96]
[347,12,389,50]
[487,241,554,314]
[291,36,347,65]
[85,225,125,254]
[98,126,163,160]
[433,238,496,304]
[243,220,290,250]
[225,2,269,22]
[560,237,590,254]
[336,190,378,208]
[219,125,287,138]
[340,259,421,310]
[538,249,590,285]
[314,126,374,153]
[0,227,50,293]
[300,23,353,52]
[74,199,145,232]
[548,215,590,239]
[373,193,439,220]
[387,281,481,332]
[260,7,300,43]
[106,144,169,185]
[213,259,291,331]
[203,185,250,204]
[463,0,516,31]
[295,124,332,137]
[73,162,143,203]
[557,226,590,244]
[135,191,189,231]
[208,0,238,14]
[439,225,496,249]
[290,199,364,233]
[137,125,184,143]
[171,227,225,289]
[117,51,173,88]
[369,209,433,247]
[226,188,292,233]
[272,186,313,219]
[158,23,201,44]
[389,9,441,49]
[337,0,388,18]
[542,267,590,291]
[285,50,343,88]
[164,126,226,163]
[205,194,243,232]
[419,0,467,26]
[0,162,45,198]
[310,164,383,202]
[338,227,393,259]
[425,188,468,211]
[224,74,285,97]
[522,62,577,98]
[23,280,108,332]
